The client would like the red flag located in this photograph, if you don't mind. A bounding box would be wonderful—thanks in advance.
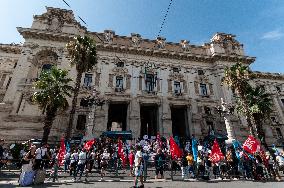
[169,137,183,159]
[118,139,126,167]
[57,137,66,166]
[242,135,260,154]
[209,139,224,163]
[84,139,95,151]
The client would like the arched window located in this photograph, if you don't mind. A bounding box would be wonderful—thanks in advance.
[41,64,53,73]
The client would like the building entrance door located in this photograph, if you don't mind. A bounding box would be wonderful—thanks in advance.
[171,106,189,138]
[140,105,158,138]
[107,103,128,131]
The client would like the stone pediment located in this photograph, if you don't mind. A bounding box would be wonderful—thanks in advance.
[32,7,86,33]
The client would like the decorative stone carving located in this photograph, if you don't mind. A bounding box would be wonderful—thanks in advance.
[126,74,131,89]
[108,74,114,87]
[180,40,190,51]
[104,30,115,43]
[156,37,166,49]
[131,33,141,47]
[169,72,184,81]
[210,33,243,55]
[112,67,128,76]
[167,79,172,92]
[95,73,101,86]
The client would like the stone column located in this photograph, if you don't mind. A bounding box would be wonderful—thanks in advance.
[221,98,236,144]
[161,99,172,137]
[85,106,96,140]
[128,99,141,138]
[84,103,109,139]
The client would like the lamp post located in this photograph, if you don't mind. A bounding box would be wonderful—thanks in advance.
[215,98,235,144]
[84,89,105,140]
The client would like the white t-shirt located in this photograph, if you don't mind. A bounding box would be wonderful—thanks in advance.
[70,152,79,163]
[78,151,87,165]
[276,155,284,166]
[64,152,71,160]
[35,147,47,160]
[134,150,143,167]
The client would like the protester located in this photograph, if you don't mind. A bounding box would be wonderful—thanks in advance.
[154,148,166,179]
[133,145,144,188]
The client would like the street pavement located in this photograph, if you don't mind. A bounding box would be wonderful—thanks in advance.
[1,170,284,188]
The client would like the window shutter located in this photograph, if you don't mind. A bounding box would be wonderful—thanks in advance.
[167,79,172,92]
[108,74,113,87]
[95,73,101,86]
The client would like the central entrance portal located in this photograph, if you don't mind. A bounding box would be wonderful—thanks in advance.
[171,106,189,138]
[140,105,158,138]
[107,103,128,131]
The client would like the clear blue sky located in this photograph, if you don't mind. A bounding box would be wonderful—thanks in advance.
[1,0,284,73]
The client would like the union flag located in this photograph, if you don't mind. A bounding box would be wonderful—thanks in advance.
[242,135,260,154]
[57,137,66,166]
[209,139,224,163]
[84,139,95,151]
[169,136,183,159]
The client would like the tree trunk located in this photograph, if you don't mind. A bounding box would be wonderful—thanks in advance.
[42,106,57,143]
[240,94,255,136]
[253,113,281,181]
[66,71,83,139]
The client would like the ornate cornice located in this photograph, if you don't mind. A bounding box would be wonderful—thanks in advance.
[17,27,76,42]
[0,43,22,54]
[252,72,284,81]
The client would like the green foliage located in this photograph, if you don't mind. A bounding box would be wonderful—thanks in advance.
[32,67,73,113]
[246,85,273,120]
[66,35,97,73]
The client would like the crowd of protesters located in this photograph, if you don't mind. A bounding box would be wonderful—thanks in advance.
[1,135,284,187]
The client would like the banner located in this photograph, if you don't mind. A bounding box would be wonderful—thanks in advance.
[232,140,242,159]
[242,135,260,154]
[192,138,198,161]
[118,139,126,167]
[57,137,66,166]
[84,139,95,151]
[209,139,224,163]
[170,136,183,159]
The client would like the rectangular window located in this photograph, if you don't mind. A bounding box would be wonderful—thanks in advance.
[174,81,181,94]
[76,115,86,131]
[200,83,208,96]
[276,86,281,93]
[83,73,93,87]
[281,99,284,106]
[115,76,124,89]
[271,116,277,124]
[276,128,283,139]
[145,74,155,92]
[117,62,124,67]
[173,67,179,73]
[198,70,204,75]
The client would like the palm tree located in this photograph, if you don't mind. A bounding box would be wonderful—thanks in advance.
[246,85,273,148]
[246,85,282,180]
[223,62,255,135]
[66,35,98,138]
[32,67,73,143]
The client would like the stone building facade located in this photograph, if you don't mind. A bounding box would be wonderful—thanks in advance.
[0,7,284,145]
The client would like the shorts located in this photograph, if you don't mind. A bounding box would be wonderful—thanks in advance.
[155,167,164,176]
[134,166,143,177]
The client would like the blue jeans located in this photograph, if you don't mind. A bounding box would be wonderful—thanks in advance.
[64,160,70,172]
[74,163,85,179]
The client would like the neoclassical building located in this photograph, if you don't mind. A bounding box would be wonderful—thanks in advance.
[0,7,283,145]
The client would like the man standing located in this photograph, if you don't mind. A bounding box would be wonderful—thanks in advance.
[133,145,144,188]
[154,148,166,179]
[74,148,87,181]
